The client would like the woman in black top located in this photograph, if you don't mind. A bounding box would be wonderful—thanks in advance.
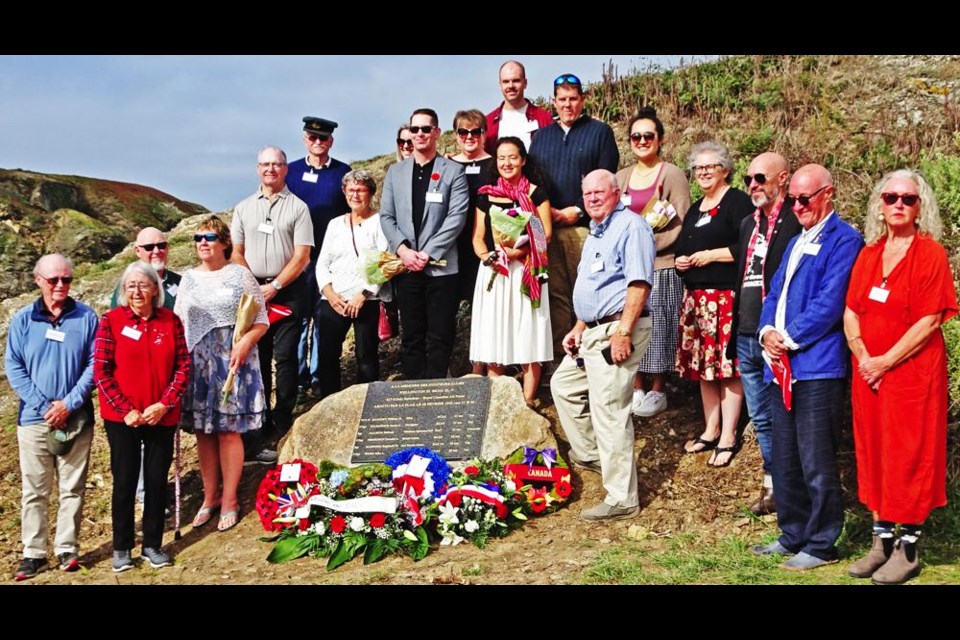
[675,141,753,466]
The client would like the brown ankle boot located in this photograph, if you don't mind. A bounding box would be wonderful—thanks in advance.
[749,486,776,515]
[871,539,920,585]
[847,535,893,578]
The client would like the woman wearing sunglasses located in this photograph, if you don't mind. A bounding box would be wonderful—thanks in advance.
[843,170,957,584]
[449,109,496,305]
[674,141,753,467]
[174,216,268,533]
[395,125,414,162]
[615,107,691,419]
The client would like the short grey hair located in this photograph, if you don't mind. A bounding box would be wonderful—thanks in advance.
[863,169,943,244]
[116,262,164,309]
[342,169,377,196]
[33,253,73,277]
[257,145,287,163]
[688,141,735,184]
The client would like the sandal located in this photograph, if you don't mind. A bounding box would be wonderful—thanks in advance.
[217,509,240,532]
[684,435,719,454]
[709,444,739,468]
[192,503,221,528]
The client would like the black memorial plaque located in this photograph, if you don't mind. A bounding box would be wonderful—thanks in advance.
[351,378,491,463]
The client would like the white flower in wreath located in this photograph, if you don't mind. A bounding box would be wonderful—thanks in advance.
[440,531,464,546]
[313,521,326,535]
[504,479,516,492]
[349,516,366,532]
[438,502,460,526]
[464,519,480,533]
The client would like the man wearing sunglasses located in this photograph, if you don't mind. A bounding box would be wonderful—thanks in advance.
[232,146,314,463]
[529,74,619,362]
[380,108,469,379]
[484,60,554,155]
[752,164,864,571]
[286,117,352,400]
[728,153,802,517]
[110,227,181,311]
[6,254,99,580]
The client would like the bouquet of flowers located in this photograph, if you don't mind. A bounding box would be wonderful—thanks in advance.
[502,446,572,515]
[256,461,431,570]
[644,199,678,231]
[360,249,446,285]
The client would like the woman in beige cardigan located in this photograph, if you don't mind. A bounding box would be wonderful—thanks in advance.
[615,106,691,419]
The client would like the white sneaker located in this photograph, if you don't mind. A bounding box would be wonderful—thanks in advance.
[631,389,647,416]
[635,391,667,417]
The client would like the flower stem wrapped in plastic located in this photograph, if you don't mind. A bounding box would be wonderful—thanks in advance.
[359,250,446,285]
[221,293,260,405]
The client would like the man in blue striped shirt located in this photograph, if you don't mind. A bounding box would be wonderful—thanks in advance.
[551,170,655,521]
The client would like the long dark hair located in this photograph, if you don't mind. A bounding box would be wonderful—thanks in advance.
[494,136,546,186]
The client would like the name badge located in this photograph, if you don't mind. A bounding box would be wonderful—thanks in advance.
[215,287,234,298]
[301,171,318,184]
[591,259,605,273]
[45,328,65,342]
[425,192,444,203]
[121,325,142,341]
[753,243,768,259]
[465,165,481,175]
[166,283,179,297]
[695,215,712,227]
[802,243,821,256]
[868,286,890,303]
[620,194,632,207]
[258,223,275,235]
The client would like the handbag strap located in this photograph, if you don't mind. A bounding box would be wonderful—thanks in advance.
[348,214,359,257]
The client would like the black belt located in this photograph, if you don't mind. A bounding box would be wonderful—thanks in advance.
[584,309,649,328]
[256,274,306,287]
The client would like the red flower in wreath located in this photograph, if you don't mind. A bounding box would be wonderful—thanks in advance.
[370,488,383,496]
[330,515,347,534]
[529,487,548,513]
[495,501,508,520]
[555,481,572,499]
[298,518,310,532]
[447,492,462,507]
[464,466,480,477]
[370,513,386,529]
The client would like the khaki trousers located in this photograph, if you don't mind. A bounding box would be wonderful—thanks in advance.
[17,423,93,558]
[551,317,651,508]
[547,226,589,357]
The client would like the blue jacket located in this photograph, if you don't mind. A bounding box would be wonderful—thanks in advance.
[5,297,99,426]
[759,213,864,381]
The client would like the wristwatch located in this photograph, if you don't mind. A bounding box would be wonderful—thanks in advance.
[271,279,283,291]
[616,326,630,337]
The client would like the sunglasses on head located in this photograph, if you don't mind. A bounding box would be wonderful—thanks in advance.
[743,173,768,187]
[306,133,331,142]
[137,242,168,252]
[409,125,436,135]
[629,132,657,144]
[881,192,920,206]
[554,74,582,86]
[457,127,484,138]
[396,138,414,147]
[40,275,73,286]
[193,233,220,243]
[789,185,828,207]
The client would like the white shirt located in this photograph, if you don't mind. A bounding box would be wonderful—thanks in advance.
[498,106,538,150]
[316,213,391,301]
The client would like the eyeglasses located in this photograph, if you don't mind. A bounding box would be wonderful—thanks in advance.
[743,173,768,187]
[881,192,920,206]
[137,242,168,252]
[409,125,436,135]
[306,133,331,142]
[396,138,414,147]
[193,233,220,243]
[789,185,829,207]
[692,163,725,175]
[554,74,582,86]
[258,162,286,169]
[457,127,484,139]
[124,282,155,292]
[346,187,370,195]
[629,132,657,144]
[39,275,73,286]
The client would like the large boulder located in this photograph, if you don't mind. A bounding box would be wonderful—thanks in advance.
[279,376,556,466]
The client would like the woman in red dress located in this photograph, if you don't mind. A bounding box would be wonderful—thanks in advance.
[844,169,957,584]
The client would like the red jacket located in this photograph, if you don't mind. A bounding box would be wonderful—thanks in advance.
[484,99,554,155]
[94,306,190,426]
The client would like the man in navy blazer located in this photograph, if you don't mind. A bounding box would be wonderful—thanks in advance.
[751,164,864,571]
[379,108,469,379]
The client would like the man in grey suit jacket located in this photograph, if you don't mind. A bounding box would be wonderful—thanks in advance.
[379,108,469,379]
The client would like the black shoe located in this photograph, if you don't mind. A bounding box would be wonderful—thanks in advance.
[14,557,48,581]
[57,552,81,572]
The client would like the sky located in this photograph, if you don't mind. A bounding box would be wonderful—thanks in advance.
[0,55,711,212]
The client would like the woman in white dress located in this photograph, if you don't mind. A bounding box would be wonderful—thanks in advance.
[470,137,552,407]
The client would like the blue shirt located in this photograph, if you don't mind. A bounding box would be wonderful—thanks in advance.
[286,157,351,259]
[5,297,99,426]
[573,204,656,323]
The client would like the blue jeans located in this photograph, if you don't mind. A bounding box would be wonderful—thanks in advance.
[737,336,773,473]
[771,378,845,561]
